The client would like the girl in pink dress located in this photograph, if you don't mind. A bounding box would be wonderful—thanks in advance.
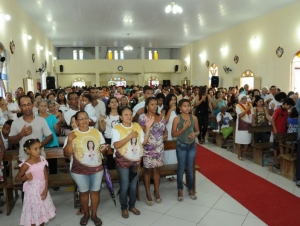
[15,139,56,226]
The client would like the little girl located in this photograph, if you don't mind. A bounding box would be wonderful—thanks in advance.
[172,99,199,201]
[15,139,55,226]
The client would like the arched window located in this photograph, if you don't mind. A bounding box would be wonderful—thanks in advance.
[72,77,85,87]
[108,77,126,86]
[148,76,159,86]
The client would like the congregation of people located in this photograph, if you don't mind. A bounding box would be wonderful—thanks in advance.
[0,83,300,226]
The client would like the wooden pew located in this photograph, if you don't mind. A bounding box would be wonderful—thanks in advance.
[153,140,200,191]
[0,148,74,215]
[2,141,201,215]
[274,133,297,181]
[247,125,273,166]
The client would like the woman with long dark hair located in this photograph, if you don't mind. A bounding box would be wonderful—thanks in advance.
[194,86,212,144]
[99,97,120,169]
[57,90,69,113]
[139,97,167,205]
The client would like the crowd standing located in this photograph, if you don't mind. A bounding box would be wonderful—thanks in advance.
[0,83,298,225]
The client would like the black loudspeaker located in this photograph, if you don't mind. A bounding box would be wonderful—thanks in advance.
[59,65,64,72]
[46,77,55,89]
[174,65,179,72]
[211,76,219,88]
[163,80,171,86]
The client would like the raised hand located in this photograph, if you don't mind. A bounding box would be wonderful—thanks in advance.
[145,115,155,128]
[68,131,77,141]
[129,131,139,139]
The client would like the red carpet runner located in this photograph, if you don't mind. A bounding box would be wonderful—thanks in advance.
[195,144,300,226]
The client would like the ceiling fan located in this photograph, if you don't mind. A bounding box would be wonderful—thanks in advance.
[223,66,232,74]
[36,62,46,75]
[0,42,11,69]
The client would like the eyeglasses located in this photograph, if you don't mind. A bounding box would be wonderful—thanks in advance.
[77,117,89,121]
[69,97,79,101]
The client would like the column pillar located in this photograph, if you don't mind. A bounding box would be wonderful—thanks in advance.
[95,73,100,86]
[95,46,99,59]
[140,47,145,59]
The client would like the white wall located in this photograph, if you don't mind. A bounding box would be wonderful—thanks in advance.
[0,0,54,92]
[184,1,300,92]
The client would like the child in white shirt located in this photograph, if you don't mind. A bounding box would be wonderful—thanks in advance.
[82,94,97,123]
[216,106,233,148]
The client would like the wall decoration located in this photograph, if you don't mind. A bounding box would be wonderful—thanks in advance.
[234,55,239,64]
[32,54,35,62]
[206,60,210,67]
[276,46,284,58]
[184,65,187,71]
[9,40,15,54]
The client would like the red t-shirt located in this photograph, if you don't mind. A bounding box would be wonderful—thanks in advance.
[272,107,288,134]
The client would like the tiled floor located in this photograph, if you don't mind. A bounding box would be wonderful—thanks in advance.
[1,142,299,226]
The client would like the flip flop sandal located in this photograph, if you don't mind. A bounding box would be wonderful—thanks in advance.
[80,215,90,226]
[91,217,102,226]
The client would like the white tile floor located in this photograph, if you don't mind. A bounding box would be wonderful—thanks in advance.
[1,142,299,226]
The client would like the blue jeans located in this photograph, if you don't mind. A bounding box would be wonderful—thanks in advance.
[176,140,196,191]
[116,165,140,210]
[296,138,300,181]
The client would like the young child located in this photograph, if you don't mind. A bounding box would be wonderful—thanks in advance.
[172,99,199,201]
[287,107,299,134]
[271,98,295,165]
[0,120,13,213]
[82,93,97,123]
[216,106,233,148]
[15,139,56,226]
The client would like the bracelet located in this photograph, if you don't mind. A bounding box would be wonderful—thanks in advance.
[145,132,150,136]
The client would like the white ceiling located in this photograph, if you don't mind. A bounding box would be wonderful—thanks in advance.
[17,0,298,48]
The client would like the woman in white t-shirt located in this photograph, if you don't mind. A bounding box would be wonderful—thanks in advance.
[56,90,69,113]
[111,107,153,218]
[5,92,19,120]
[99,97,120,169]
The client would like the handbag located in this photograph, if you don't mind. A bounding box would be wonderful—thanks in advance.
[238,118,250,131]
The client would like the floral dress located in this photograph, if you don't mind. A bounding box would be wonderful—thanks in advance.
[138,114,166,168]
[19,157,56,226]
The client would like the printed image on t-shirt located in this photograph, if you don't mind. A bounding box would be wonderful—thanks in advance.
[223,116,230,126]
[124,137,141,160]
[73,135,101,166]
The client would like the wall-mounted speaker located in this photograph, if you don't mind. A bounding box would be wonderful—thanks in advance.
[174,65,179,72]
[211,76,219,88]
[59,65,64,72]
[163,80,171,87]
[46,77,55,89]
